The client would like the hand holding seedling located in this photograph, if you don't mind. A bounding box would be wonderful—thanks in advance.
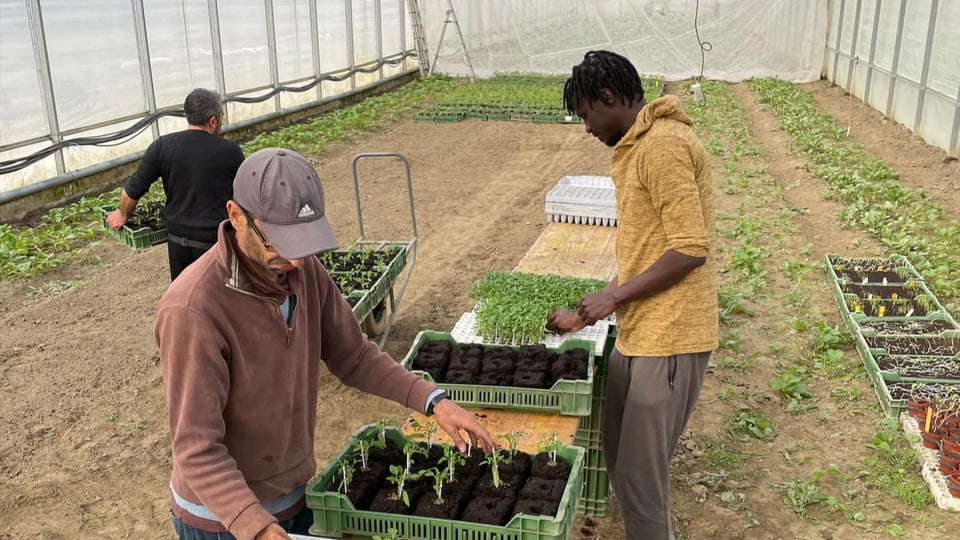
[432,399,496,454]
[546,308,587,334]
[575,289,618,326]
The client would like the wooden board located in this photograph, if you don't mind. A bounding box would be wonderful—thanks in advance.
[513,222,617,281]
[403,410,579,454]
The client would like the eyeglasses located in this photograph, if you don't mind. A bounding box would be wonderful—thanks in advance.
[240,207,274,250]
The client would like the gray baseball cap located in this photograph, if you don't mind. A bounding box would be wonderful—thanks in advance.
[233,148,339,259]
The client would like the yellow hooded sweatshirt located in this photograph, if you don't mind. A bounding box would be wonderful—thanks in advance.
[611,95,719,356]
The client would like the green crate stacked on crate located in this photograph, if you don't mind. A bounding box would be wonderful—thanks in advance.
[401,331,595,416]
[306,424,585,540]
[855,332,960,417]
[572,325,617,516]
[319,243,407,324]
[823,253,960,416]
[875,379,960,419]
[831,280,945,324]
[98,206,167,249]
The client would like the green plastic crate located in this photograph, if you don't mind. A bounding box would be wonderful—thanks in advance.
[321,243,407,322]
[573,375,606,450]
[98,206,167,249]
[306,424,585,540]
[825,253,923,283]
[401,331,595,416]
[577,447,610,517]
[869,352,960,385]
[831,279,945,320]
[851,311,960,336]
[858,333,960,357]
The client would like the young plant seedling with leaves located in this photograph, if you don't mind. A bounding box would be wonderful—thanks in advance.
[483,447,505,488]
[537,432,564,466]
[386,464,423,507]
[422,467,448,504]
[497,430,525,461]
[409,419,440,448]
[440,445,466,483]
[402,441,427,475]
[374,418,398,446]
[337,457,356,494]
[352,438,374,471]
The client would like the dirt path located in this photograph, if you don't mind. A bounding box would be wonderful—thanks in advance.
[2,84,960,540]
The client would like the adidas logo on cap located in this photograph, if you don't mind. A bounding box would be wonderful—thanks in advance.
[297,204,316,218]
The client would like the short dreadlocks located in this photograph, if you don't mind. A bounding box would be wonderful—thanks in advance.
[563,50,645,114]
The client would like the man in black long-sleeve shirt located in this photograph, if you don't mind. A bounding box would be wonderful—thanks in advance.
[107,88,244,280]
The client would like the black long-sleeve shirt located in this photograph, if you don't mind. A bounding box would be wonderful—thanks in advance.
[125,130,244,243]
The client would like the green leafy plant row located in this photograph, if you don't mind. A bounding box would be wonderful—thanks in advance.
[414,72,664,122]
[749,78,960,307]
[242,75,459,155]
[471,271,606,343]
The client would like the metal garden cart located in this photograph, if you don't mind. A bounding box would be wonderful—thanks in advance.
[340,151,418,349]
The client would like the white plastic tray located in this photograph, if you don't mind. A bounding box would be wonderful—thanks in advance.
[545,176,617,226]
[450,308,612,358]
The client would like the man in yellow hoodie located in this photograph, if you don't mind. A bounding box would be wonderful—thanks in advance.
[548,50,718,540]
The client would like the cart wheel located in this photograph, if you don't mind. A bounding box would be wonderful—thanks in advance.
[363,299,389,337]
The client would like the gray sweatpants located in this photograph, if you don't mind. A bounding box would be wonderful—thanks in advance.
[602,348,711,540]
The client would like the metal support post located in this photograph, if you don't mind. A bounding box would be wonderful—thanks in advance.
[25,0,65,175]
[913,0,940,133]
[207,0,228,121]
[131,0,159,140]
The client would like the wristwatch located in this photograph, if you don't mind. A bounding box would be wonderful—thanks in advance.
[425,390,448,417]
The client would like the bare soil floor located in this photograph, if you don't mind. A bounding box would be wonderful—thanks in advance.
[2,81,960,539]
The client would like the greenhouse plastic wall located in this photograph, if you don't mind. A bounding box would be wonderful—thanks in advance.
[419,0,828,83]
[0,0,416,197]
[824,0,960,157]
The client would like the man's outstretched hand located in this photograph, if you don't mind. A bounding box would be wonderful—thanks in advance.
[432,400,496,454]
[546,308,587,334]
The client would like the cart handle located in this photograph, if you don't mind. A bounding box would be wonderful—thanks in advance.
[351,152,418,242]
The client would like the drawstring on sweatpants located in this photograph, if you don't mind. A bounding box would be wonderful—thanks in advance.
[668,356,677,390]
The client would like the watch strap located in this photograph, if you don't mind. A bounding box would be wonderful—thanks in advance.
[425,390,447,416]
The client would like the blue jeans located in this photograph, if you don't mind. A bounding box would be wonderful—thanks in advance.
[171,506,313,539]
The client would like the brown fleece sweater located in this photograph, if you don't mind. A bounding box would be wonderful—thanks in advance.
[611,95,719,356]
[156,222,435,539]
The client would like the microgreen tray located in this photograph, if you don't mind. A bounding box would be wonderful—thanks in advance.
[400,331,595,416]
[306,424,585,540]
[98,205,167,250]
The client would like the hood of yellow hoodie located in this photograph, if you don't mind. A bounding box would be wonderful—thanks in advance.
[616,95,693,149]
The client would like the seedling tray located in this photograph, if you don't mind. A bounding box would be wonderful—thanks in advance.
[545,176,617,227]
[830,279,945,319]
[401,331,595,416]
[98,205,167,249]
[306,424,585,540]
[864,350,960,385]
[824,253,923,284]
[321,242,407,323]
[852,312,960,336]
[859,334,960,357]
[450,309,611,359]
[873,377,960,418]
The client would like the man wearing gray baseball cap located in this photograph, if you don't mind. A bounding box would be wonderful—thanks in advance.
[154,148,495,540]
